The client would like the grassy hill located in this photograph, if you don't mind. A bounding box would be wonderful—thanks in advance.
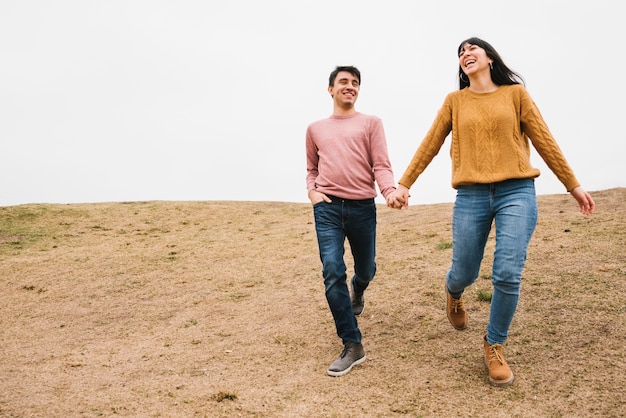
[0,188,624,417]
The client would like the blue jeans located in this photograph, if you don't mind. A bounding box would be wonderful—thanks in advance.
[446,179,538,345]
[313,196,377,344]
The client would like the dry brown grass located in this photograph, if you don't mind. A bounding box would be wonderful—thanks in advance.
[0,188,624,417]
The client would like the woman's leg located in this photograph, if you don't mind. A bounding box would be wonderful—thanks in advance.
[446,185,494,297]
[487,180,538,345]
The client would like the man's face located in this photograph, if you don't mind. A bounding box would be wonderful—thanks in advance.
[328,71,359,108]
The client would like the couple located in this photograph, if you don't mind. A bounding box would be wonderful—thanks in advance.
[305,37,595,386]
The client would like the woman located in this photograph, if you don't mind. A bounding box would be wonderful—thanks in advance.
[389,37,595,386]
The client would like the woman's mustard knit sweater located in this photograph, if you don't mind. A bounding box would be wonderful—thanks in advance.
[398,84,580,192]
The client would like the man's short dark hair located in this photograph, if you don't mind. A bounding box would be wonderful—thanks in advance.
[328,66,361,87]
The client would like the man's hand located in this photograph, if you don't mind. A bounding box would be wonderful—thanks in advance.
[308,190,332,205]
[386,185,410,210]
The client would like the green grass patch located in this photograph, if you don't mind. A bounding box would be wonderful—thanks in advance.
[436,241,452,250]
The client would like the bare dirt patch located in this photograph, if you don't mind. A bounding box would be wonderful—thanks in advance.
[1,189,624,417]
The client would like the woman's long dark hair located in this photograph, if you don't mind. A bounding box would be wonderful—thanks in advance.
[457,37,524,90]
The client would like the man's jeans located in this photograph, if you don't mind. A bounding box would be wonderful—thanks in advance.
[446,179,538,345]
[313,196,377,343]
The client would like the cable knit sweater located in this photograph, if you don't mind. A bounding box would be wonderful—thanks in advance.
[398,84,580,192]
[306,112,396,200]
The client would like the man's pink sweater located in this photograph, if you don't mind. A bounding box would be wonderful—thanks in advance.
[306,112,396,200]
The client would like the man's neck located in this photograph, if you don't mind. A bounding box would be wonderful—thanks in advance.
[333,106,357,116]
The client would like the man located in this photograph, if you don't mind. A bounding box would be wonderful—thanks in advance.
[305,66,400,376]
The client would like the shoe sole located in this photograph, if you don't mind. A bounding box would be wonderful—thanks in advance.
[326,355,366,377]
[487,372,515,387]
[483,358,515,387]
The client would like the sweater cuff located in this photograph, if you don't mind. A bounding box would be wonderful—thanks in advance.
[380,186,397,199]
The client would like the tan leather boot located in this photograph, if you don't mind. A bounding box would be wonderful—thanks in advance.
[446,285,467,330]
[483,336,514,386]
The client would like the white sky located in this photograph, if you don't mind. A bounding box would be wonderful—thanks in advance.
[1,0,624,206]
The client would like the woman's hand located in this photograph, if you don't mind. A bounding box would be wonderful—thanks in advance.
[570,186,595,215]
[386,185,410,209]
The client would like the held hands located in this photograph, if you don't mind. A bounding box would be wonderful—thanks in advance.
[387,185,410,210]
[569,186,595,215]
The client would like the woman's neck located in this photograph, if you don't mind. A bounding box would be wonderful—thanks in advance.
[468,73,499,93]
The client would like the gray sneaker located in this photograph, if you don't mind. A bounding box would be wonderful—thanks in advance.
[351,278,365,316]
[327,342,366,377]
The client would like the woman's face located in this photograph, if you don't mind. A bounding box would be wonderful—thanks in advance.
[458,42,492,77]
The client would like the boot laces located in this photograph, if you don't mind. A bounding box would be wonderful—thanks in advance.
[340,344,352,359]
[488,344,505,365]
[451,297,464,313]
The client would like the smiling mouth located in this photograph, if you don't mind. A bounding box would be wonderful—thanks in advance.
[464,59,476,67]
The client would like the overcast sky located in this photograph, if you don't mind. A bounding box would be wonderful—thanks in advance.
[1,0,624,207]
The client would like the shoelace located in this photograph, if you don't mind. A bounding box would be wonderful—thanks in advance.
[487,344,505,365]
[451,298,464,313]
[340,345,352,359]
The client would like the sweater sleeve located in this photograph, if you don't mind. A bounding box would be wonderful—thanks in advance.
[518,87,580,192]
[369,117,397,198]
[305,125,319,193]
[398,95,453,189]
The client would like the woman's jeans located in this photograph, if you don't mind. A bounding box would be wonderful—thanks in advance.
[313,196,377,344]
[446,179,538,345]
